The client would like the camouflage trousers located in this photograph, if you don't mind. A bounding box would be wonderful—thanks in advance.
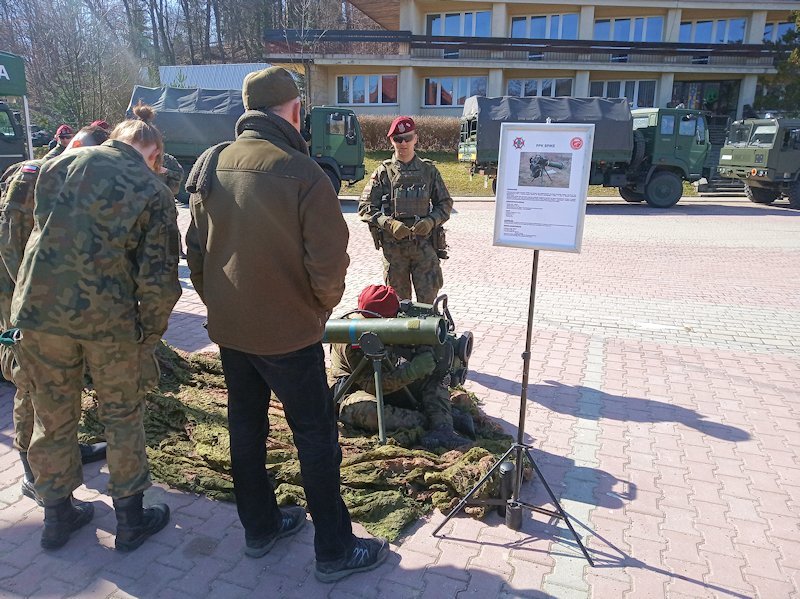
[15,330,159,502]
[339,375,453,432]
[1,345,32,451]
[382,238,443,304]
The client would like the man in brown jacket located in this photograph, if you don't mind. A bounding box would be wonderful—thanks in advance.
[185,66,389,582]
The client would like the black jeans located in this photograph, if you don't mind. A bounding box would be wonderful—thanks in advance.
[220,343,354,561]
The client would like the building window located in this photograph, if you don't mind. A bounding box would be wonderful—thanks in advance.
[594,16,663,42]
[764,21,796,43]
[588,79,657,108]
[426,11,491,37]
[337,75,398,105]
[424,76,487,106]
[510,13,579,39]
[507,78,574,98]
[679,18,747,44]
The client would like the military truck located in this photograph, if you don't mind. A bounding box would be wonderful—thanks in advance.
[127,86,365,197]
[716,117,800,209]
[458,96,710,208]
[0,51,34,173]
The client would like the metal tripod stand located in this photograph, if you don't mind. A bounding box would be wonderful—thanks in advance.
[332,331,416,445]
[432,250,594,566]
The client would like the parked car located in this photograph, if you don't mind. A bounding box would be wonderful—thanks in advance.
[30,125,51,147]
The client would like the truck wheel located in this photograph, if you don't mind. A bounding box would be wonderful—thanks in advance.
[619,187,645,203]
[323,167,341,196]
[744,184,779,205]
[786,180,800,209]
[644,171,683,208]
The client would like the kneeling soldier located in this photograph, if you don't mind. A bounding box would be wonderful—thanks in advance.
[330,285,472,449]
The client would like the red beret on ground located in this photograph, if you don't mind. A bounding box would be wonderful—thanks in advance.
[387,116,415,138]
[90,120,111,130]
[55,124,74,138]
[357,285,400,318]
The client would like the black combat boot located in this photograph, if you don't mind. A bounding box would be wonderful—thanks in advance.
[79,442,107,464]
[41,495,94,550]
[421,425,471,450]
[113,492,170,552]
[451,409,477,440]
[18,452,42,506]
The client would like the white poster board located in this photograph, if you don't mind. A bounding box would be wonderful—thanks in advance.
[493,122,595,252]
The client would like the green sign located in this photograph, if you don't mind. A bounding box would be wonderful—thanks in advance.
[0,51,27,97]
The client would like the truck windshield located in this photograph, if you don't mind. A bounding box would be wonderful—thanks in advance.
[726,124,751,146]
[0,111,18,139]
[748,124,777,147]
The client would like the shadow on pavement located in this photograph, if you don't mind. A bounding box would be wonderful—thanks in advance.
[0,501,557,598]
[468,373,749,442]
[585,200,798,217]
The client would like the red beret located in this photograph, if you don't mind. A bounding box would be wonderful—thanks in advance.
[387,116,415,138]
[358,285,400,318]
[55,124,74,138]
[90,120,111,130]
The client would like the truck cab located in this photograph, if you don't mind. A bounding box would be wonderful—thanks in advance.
[0,101,26,172]
[716,117,800,208]
[306,107,365,194]
[631,108,709,181]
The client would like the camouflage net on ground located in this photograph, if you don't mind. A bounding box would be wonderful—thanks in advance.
[78,344,513,541]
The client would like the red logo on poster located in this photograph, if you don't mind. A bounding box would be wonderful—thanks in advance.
[570,137,583,150]
[513,137,525,149]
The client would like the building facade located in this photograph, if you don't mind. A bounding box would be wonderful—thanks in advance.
[265,0,796,120]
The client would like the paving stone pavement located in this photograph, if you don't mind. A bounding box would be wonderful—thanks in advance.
[1,195,798,598]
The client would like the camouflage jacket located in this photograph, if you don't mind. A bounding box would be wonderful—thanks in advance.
[11,140,181,344]
[42,144,66,161]
[0,160,43,329]
[358,154,453,230]
[161,153,184,197]
[330,341,421,396]
[0,160,42,285]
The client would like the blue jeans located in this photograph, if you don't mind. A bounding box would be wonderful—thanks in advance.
[220,343,354,561]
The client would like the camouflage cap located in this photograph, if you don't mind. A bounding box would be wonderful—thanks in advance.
[242,67,300,110]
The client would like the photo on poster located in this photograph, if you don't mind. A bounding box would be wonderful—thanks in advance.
[518,152,573,188]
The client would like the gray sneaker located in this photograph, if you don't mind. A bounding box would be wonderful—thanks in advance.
[315,537,390,583]
[245,506,306,558]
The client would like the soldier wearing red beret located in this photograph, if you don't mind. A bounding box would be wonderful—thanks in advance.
[358,117,452,304]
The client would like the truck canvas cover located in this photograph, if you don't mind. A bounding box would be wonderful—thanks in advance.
[463,96,633,159]
[127,86,244,152]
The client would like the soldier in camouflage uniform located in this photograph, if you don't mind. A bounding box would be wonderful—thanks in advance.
[0,125,113,505]
[358,117,453,304]
[329,285,470,449]
[43,125,74,161]
[11,104,181,551]
[160,153,184,198]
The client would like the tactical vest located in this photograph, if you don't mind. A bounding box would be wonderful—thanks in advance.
[386,161,431,219]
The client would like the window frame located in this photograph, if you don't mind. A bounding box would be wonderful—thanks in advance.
[506,78,574,98]
[336,74,399,106]
[593,15,664,42]
[588,79,657,108]
[510,12,579,40]
[679,17,748,44]
[764,21,796,43]
[425,10,492,37]
[424,76,488,107]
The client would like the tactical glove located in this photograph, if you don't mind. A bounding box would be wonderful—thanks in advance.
[386,218,413,240]
[411,217,434,237]
[405,352,436,380]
